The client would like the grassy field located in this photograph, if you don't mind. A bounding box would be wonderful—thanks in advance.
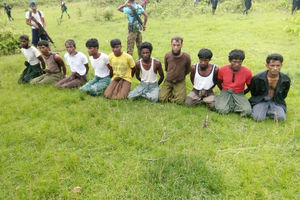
[0,1,300,199]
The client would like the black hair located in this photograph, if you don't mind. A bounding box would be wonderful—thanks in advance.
[171,36,183,44]
[228,49,245,61]
[65,39,76,48]
[139,42,153,53]
[19,35,29,41]
[198,48,213,60]
[266,53,283,64]
[86,38,99,48]
[110,39,121,48]
[37,40,49,47]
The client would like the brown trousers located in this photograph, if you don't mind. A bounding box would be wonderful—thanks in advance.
[104,78,131,99]
[55,72,87,88]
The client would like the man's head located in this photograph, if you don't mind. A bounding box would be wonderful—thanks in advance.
[65,39,76,55]
[37,40,50,55]
[110,39,122,56]
[140,42,152,61]
[171,36,183,56]
[228,49,245,72]
[19,35,29,48]
[29,1,37,10]
[198,48,213,70]
[86,38,99,56]
[266,53,283,76]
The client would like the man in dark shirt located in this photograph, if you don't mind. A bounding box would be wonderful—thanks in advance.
[3,3,14,21]
[292,0,300,14]
[159,36,191,104]
[249,54,290,121]
[243,0,252,15]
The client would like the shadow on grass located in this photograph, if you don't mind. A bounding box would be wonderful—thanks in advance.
[142,153,224,199]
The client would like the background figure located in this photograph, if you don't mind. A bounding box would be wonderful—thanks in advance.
[3,3,14,21]
[292,0,300,14]
[25,1,48,47]
[243,0,252,14]
[211,0,218,14]
[60,0,70,19]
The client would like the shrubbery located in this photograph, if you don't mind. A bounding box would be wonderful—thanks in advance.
[0,28,20,56]
[284,15,300,37]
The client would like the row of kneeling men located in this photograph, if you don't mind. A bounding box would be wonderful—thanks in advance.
[18,35,290,121]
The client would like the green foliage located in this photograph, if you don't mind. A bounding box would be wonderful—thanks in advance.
[284,15,300,37]
[220,0,244,13]
[103,7,114,21]
[0,28,20,56]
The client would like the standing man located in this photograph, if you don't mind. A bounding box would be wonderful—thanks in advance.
[118,0,148,57]
[79,38,112,96]
[210,0,218,15]
[185,48,218,109]
[3,3,14,21]
[60,0,70,19]
[292,0,300,14]
[25,1,48,47]
[30,40,66,85]
[243,0,252,15]
[104,39,135,99]
[159,36,191,104]
[128,42,164,102]
[249,54,290,121]
[215,49,252,117]
[18,35,45,84]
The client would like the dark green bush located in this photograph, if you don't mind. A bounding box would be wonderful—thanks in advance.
[0,29,20,56]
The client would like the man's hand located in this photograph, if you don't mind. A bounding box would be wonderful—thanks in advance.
[142,25,146,31]
[114,77,121,81]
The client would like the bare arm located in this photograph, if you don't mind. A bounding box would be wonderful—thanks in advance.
[217,79,223,90]
[164,55,168,71]
[84,63,89,75]
[213,66,219,85]
[41,17,46,29]
[37,55,46,70]
[54,54,67,77]
[107,64,113,78]
[118,2,128,12]
[26,18,39,29]
[190,65,196,85]
[155,60,164,85]
[141,11,148,31]
[135,61,141,81]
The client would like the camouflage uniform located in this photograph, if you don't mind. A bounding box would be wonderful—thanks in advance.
[127,26,142,57]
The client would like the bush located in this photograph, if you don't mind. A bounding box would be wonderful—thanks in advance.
[103,8,114,21]
[284,15,300,37]
[0,29,20,56]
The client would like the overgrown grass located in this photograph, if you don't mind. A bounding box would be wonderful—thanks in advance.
[0,1,299,199]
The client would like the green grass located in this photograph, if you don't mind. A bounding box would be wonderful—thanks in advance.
[0,1,300,199]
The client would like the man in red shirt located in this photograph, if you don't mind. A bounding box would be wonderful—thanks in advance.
[215,49,252,117]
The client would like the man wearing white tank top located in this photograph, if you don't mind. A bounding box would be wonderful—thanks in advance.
[128,42,164,102]
[185,49,218,109]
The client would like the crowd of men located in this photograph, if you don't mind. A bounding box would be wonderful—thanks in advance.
[5,0,293,122]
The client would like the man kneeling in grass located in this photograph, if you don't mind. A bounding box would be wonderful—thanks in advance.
[127,42,164,102]
[185,48,218,109]
[30,40,66,85]
[55,39,89,88]
[79,38,112,96]
[18,35,45,84]
[104,39,135,99]
[249,54,290,121]
[215,49,252,117]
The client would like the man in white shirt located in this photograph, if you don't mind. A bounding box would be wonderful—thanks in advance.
[25,1,48,46]
[79,38,112,96]
[55,39,89,88]
[18,35,45,84]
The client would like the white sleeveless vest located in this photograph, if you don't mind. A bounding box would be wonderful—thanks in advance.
[193,63,215,90]
[140,58,157,83]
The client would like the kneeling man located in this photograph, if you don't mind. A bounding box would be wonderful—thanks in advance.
[215,49,252,117]
[128,42,164,102]
[249,54,290,121]
[104,39,135,99]
[30,40,66,85]
[159,36,191,104]
[185,48,218,109]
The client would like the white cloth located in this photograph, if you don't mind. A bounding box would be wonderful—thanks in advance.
[193,63,216,90]
[64,52,88,76]
[21,46,41,65]
[25,10,44,29]
[140,58,157,83]
[90,52,110,78]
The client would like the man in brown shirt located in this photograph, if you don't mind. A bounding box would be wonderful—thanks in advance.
[159,36,191,104]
